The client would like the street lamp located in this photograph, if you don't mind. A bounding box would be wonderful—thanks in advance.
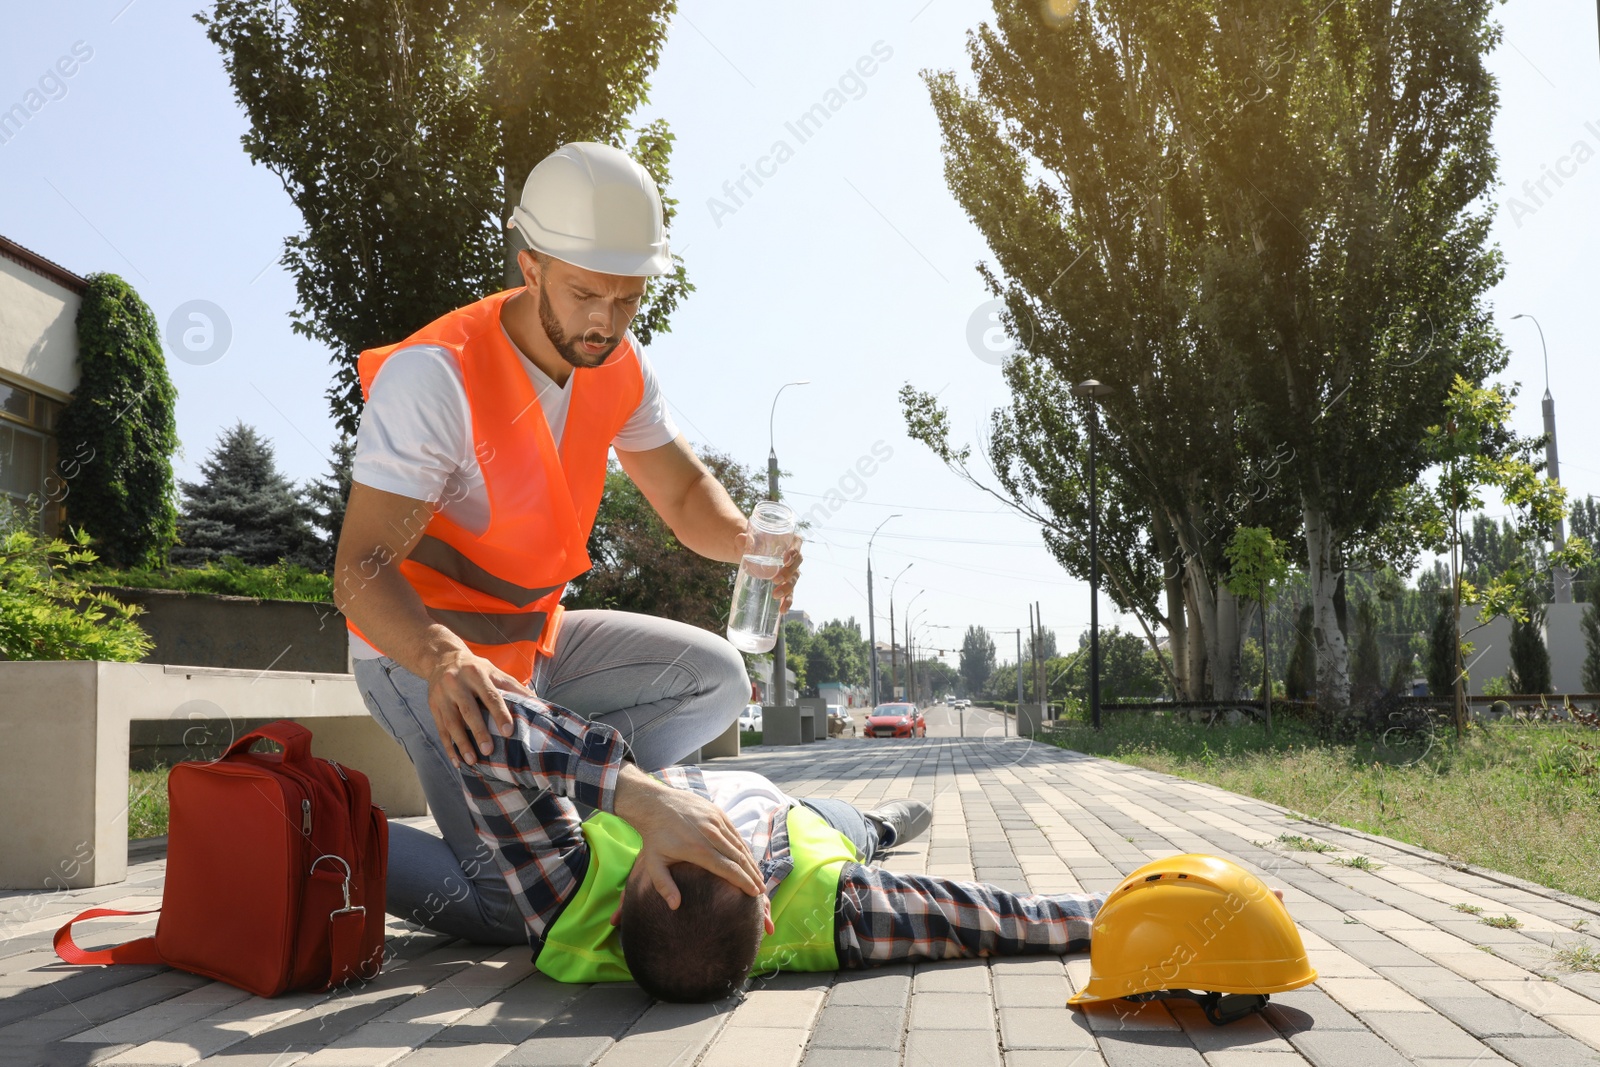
[888,563,914,702]
[1511,314,1570,603]
[767,380,809,707]
[866,515,902,708]
[904,595,926,703]
[1072,379,1114,729]
[909,613,933,705]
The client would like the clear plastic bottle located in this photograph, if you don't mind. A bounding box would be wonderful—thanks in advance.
[726,500,797,653]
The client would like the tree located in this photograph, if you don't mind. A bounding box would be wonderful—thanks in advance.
[303,435,355,573]
[1224,526,1292,732]
[565,447,763,632]
[1582,574,1600,693]
[808,618,869,687]
[1283,603,1314,700]
[783,619,811,694]
[1025,626,1057,663]
[174,423,322,569]
[909,0,1503,712]
[1507,608,1551,696]
[1409,377,1591,731]
[53,273,179,568]
[1350,600,1382,700]
[198,0,693,437]
[1426,594,1457,701]
[960,625,996,697]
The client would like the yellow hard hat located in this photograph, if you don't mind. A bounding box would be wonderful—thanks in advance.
[1068,854,1316,1021]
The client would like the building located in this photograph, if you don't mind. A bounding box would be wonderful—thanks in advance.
[1,235,88,535]
[782,609,814,633]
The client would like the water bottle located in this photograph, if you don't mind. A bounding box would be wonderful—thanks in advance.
[726,500,797,653]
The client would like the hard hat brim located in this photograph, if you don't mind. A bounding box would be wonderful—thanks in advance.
[509,206,674,278]
[1067,967,1317,1005]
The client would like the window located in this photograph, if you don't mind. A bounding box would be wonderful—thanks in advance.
[0,375,68,535]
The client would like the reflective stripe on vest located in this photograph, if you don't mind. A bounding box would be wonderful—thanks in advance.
[345,288,644,683]
[534,805,857,984]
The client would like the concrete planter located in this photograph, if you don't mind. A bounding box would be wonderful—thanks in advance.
[0,660,425,890]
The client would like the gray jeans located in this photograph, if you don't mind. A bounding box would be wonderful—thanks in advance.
[355,609,750,944]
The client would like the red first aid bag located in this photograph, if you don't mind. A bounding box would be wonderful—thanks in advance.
[54,720,389,997]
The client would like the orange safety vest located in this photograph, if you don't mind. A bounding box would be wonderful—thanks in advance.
[346,288,645,684]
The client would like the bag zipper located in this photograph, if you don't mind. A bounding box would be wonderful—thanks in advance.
[301,798,312,836]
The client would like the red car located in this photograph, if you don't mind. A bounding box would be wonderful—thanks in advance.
[866,703,926,739]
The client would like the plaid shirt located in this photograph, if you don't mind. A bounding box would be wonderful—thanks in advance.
[460,693,1106,966]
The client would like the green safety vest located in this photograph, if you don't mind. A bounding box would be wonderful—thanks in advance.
[534,803,857,983]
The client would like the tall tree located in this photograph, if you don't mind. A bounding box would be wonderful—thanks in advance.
[303,434,355,573]
[54,274,179,568]
[1507,608,1551,696]
[564,448,763,633]
[174,423,322,568]
[199,0,692,436]
[1582,574,1600,693]
[1190,0,1509,713]
[808,618,869,687]
[960,624,996,697]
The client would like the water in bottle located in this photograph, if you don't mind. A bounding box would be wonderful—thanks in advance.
[726,501,796,653]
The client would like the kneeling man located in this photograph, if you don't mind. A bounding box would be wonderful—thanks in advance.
[458,692,1106,1002]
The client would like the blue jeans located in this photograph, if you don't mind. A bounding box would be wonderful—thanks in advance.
[800,797,881,862]
[355,609,751,945]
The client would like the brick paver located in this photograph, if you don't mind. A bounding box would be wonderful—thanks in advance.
[5,737,1600,1065]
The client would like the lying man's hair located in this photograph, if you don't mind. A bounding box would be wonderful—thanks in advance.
[621,862,764,1002]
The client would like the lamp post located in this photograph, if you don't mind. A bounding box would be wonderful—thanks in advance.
[1511,314,1570,603]
[767,380,809,707]
[910,616,934,705]
[1072,380,1114,729]
[866,515,902,708]
[905,596,926,703]
[888,563,914,701]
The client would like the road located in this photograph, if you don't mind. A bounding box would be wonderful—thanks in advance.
[838,702,1016,739]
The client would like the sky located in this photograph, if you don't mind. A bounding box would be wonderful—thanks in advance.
[3,0,1597,671]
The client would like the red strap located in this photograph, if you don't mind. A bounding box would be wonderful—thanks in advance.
[54,908,164,966]
[325,909,371,989]
[224,720,313,763]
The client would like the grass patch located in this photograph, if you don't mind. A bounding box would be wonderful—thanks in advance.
[1276,833,1338,853]
[1453,903,1485,915]
[129,766,170,839]
[740,730,762,747]
[1332,855,1383,871]
[1046,713,1600,900]
[1553,942,1600,972]
[1481,914,1523,930]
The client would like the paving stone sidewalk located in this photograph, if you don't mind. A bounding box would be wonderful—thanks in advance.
[5,737,1600,1067]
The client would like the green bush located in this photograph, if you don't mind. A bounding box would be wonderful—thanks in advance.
[80,555,334,602]
[0,503,152,661]
[53,274,179,568]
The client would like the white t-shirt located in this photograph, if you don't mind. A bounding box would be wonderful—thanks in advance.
[348,327,678,659]
[699,770,794,850]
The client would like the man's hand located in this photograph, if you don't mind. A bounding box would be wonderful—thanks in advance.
[426,650,536,768]
[614,765,765,908]
[736,529,803,613]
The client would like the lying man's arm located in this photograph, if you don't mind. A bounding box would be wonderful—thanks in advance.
[834,865,1107,967]
[466,694,765,914]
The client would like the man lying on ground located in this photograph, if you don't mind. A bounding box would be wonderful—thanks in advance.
[453,692,1111,1002]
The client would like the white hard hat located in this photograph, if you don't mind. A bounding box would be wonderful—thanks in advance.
[507,142,672,277]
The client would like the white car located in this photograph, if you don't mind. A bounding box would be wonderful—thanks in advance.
[739,704,763,731]
[826,704,855,737]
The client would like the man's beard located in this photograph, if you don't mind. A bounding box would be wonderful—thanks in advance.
[538,285,620,369]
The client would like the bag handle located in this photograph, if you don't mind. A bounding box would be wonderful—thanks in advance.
[224,719,313,763]
[54,908,164,966]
